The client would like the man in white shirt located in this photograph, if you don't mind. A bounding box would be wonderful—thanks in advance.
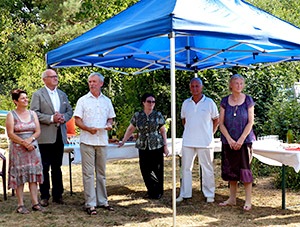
[74,72,116,215]
[176,77,219,203]
[31,69,73,207]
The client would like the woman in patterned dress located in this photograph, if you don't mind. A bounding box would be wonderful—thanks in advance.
[119,93,169,199]
[6,89,44,214]
[218,74,256,211]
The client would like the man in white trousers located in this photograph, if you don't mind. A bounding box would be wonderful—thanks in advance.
[176,77,219,203]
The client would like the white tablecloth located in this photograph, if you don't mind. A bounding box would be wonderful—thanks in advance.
[64,139,300,173]
[214,140,300,172]
[252,141,300,173]
[63,138,183,165]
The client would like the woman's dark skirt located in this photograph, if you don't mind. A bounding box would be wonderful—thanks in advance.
[221,143,253,183]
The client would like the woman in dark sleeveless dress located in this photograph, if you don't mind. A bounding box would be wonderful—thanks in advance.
[6,89,44,214]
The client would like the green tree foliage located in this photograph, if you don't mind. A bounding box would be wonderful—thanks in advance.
[0,1,300,190]
[0,0,299,130]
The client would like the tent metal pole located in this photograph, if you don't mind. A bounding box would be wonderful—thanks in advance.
[169,31,176,227]
[194,71,198,78]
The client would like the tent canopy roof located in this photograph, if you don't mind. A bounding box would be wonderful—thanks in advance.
[46,0,300,74]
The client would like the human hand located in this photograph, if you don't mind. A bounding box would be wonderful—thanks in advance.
[26,144,36,152]
[58,114,65,123]
[233,138,244,150]
[228,139,237,150]
[21,140,35,151]
[88,127,98,135]
[118,141,124,147]
[105,124,112,130]
[53,112,64,123]
[164,147,170,157]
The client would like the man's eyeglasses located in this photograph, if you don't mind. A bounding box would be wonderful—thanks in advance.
[47,75,58,79]
[146,100,156,104]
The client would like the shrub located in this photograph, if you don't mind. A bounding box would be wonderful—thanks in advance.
[274,166,300,191]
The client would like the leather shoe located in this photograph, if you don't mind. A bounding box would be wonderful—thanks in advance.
[40,199,49,207]
[176,196,191,203]
[143,193,150,199]
[150,194,162,200]
[53,198,65,205]
[206,197,215,203]
[176,196,184,203]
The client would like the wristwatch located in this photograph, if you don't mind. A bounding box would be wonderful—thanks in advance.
[32,137,36,142]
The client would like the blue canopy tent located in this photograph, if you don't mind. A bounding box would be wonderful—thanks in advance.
[47,0,300,71]
[46,0,300,225]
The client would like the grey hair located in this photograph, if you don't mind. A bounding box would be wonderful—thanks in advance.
[190,77,203,86]
[41,69,55,79]
[88,72,104,82]
[229,74,245,91]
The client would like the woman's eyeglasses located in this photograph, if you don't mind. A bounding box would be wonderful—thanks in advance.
[146,100,156,104]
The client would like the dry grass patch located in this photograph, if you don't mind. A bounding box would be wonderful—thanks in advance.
[0,155,300,226]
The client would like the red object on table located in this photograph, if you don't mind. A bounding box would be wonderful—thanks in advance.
[285,147,300,151]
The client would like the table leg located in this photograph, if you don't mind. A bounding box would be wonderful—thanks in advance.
[68,152,73,196]
[199,167,202,192]
[282,164,286,209]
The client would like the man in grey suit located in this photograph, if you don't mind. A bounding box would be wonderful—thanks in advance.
[31,69,73,207]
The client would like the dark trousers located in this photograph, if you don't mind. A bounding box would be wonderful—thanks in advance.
[39,128,64,200]
[139,147,164,198]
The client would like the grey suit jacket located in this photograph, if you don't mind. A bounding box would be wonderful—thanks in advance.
[30,87,73,144]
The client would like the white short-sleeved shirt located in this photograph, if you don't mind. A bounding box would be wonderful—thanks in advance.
[74,92,116,146]
[181,95,219,148]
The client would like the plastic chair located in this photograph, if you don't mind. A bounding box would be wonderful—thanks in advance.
[0,151,7,200]
[66,117,76,138]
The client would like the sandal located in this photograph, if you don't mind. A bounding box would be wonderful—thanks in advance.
[32,203,45,212]
[86,207,97,215]
[16,205,30,214]
[219,200,236,206]
[243,204,252,211]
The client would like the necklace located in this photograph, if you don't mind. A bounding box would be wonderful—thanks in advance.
[233,105,238,117]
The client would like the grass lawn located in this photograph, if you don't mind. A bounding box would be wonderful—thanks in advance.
[1,153,300,226]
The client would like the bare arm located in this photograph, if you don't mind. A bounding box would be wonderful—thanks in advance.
[119,123,136,147]
[182,118,185,126]
[105,118,113,130]
[219,106,236,149]
[32,111,41,139]
[159,125,169,156]
[74,116,98,135]
[212,117,219,134]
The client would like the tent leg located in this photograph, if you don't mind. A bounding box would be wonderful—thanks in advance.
[169,32,177,227]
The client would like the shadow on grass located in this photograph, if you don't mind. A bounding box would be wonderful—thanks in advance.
[1,155,300,226]
[0,184,300,226]
[107,183,300,227]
